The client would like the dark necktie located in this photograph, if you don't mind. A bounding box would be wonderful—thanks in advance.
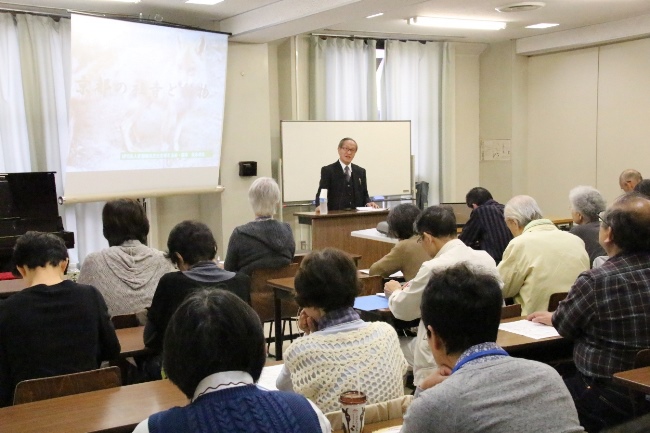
[345,166,351,182]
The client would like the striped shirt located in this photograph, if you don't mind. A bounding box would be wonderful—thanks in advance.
[552,252,650,379]
[459,200,513,264]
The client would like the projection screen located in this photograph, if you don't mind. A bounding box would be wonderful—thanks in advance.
[63,14,228,203]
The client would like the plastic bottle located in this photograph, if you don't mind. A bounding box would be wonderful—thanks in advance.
[319,189,328,214]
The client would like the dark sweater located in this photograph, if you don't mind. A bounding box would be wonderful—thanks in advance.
[224,219,295,276]
[0,280,120,406]
[570,221,606,267]
[148,385,321,433]
[145,265,251,352]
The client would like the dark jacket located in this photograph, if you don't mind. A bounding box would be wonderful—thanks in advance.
[316,161,371,210]
[459,199,513,264]
[224,219,295,276]
[145,264,251,352]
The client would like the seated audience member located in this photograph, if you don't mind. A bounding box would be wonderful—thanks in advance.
[568,185,607,266]
[458,187,513,264]
[225,177,295,275]
[619,168,643,192]
[276,248,407,414]
[369,204,429,281]
[145,220,251,353]
[384,206,499,391]
[529,193,650,433]
[0,232,120,407]
[78,199,174,316]
[498,195,589,315]
[635,178,650,198]
[133,290,330,433]
[401,263,584,433]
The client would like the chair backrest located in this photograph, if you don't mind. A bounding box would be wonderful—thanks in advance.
[359,275,383,296]
[634,349,650,369]
[111,313,140,329]
[13,366,121,405]
[548,292,568,312]
[501,304,522,320]
[250,263,299,323]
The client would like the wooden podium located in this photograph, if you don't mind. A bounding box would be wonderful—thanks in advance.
[295,210,392,269]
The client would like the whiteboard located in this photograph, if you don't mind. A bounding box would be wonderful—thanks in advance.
[281,121,412,203]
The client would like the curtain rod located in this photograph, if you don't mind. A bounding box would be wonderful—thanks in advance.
[311,33,452,44]
[0,3,70,18]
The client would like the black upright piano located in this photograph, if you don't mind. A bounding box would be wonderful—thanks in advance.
[0,172,75,272]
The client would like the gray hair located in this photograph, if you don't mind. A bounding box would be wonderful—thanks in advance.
[248,177,280,216]
[569,186,606,222]
[504,195,543,228]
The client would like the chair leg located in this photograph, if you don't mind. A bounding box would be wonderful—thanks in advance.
[267,320,274,353]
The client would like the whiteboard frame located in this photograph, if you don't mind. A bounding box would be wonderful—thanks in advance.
[280,121,412,203]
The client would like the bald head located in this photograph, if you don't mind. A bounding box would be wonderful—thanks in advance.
[602,193,650,253]
[619,169,643,193]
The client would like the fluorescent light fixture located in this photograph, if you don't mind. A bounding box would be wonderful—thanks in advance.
[525,23,559,29]
[185,0,224,4]
[408,16,506,30]
[90,0,140,3]
[366,13,383,19]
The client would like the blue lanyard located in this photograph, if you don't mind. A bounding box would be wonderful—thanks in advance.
[451,348,509,374]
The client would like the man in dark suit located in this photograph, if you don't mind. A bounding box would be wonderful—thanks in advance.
[315,137,378,210]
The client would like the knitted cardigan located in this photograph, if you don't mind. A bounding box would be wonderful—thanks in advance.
[283,321,407,413]
[148,385,320,433]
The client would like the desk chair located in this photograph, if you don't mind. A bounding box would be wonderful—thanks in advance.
[628,349,650,417]
[501,304,522,319]
[250,264,300,353]
[111,313,139,329]
[548,292,568,312]
[13,366,121,405]
[359,275,383,296]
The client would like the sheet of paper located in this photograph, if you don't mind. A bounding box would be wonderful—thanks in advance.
[359,269,370,274]
[354,295,389,311]
[389,271,404,278]
[376,293,386,298]
[498,319,560,340]
[374,427,402,433]
[356,206,382,211]
[257,364,283,391]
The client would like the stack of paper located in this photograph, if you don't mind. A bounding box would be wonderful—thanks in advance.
[498,320,560,340]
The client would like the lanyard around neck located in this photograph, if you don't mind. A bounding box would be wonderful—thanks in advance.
[451,348,509,374]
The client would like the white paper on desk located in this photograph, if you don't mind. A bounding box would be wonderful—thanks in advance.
[356,206,381,211]
[374,427,402,433]
[257,364,283,391]
[360,269,370,274]
[498,320,560,340]
[359,269,402,278]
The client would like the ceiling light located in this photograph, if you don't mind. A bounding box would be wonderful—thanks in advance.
[408,17,506,31]
[89,0,140,3]
[496,2,545,13]
[526,23,559,29]
[185,0,224,5]
[366,13,383,19]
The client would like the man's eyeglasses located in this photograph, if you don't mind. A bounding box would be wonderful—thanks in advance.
[340,147,357,153]
[417,232,429,243]
[598,211,608,225]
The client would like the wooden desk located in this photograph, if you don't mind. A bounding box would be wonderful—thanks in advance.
[0,278,25,298]
[0,379,187,433]
[296,210,391,268]
[268,274,566,361]
[116,326,150,358]
[613,367,650,394]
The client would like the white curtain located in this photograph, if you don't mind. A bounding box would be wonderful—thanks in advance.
[381,40,443,206]
[2,13,106,265]
[0,14,31,171]
[310,36,378,120]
